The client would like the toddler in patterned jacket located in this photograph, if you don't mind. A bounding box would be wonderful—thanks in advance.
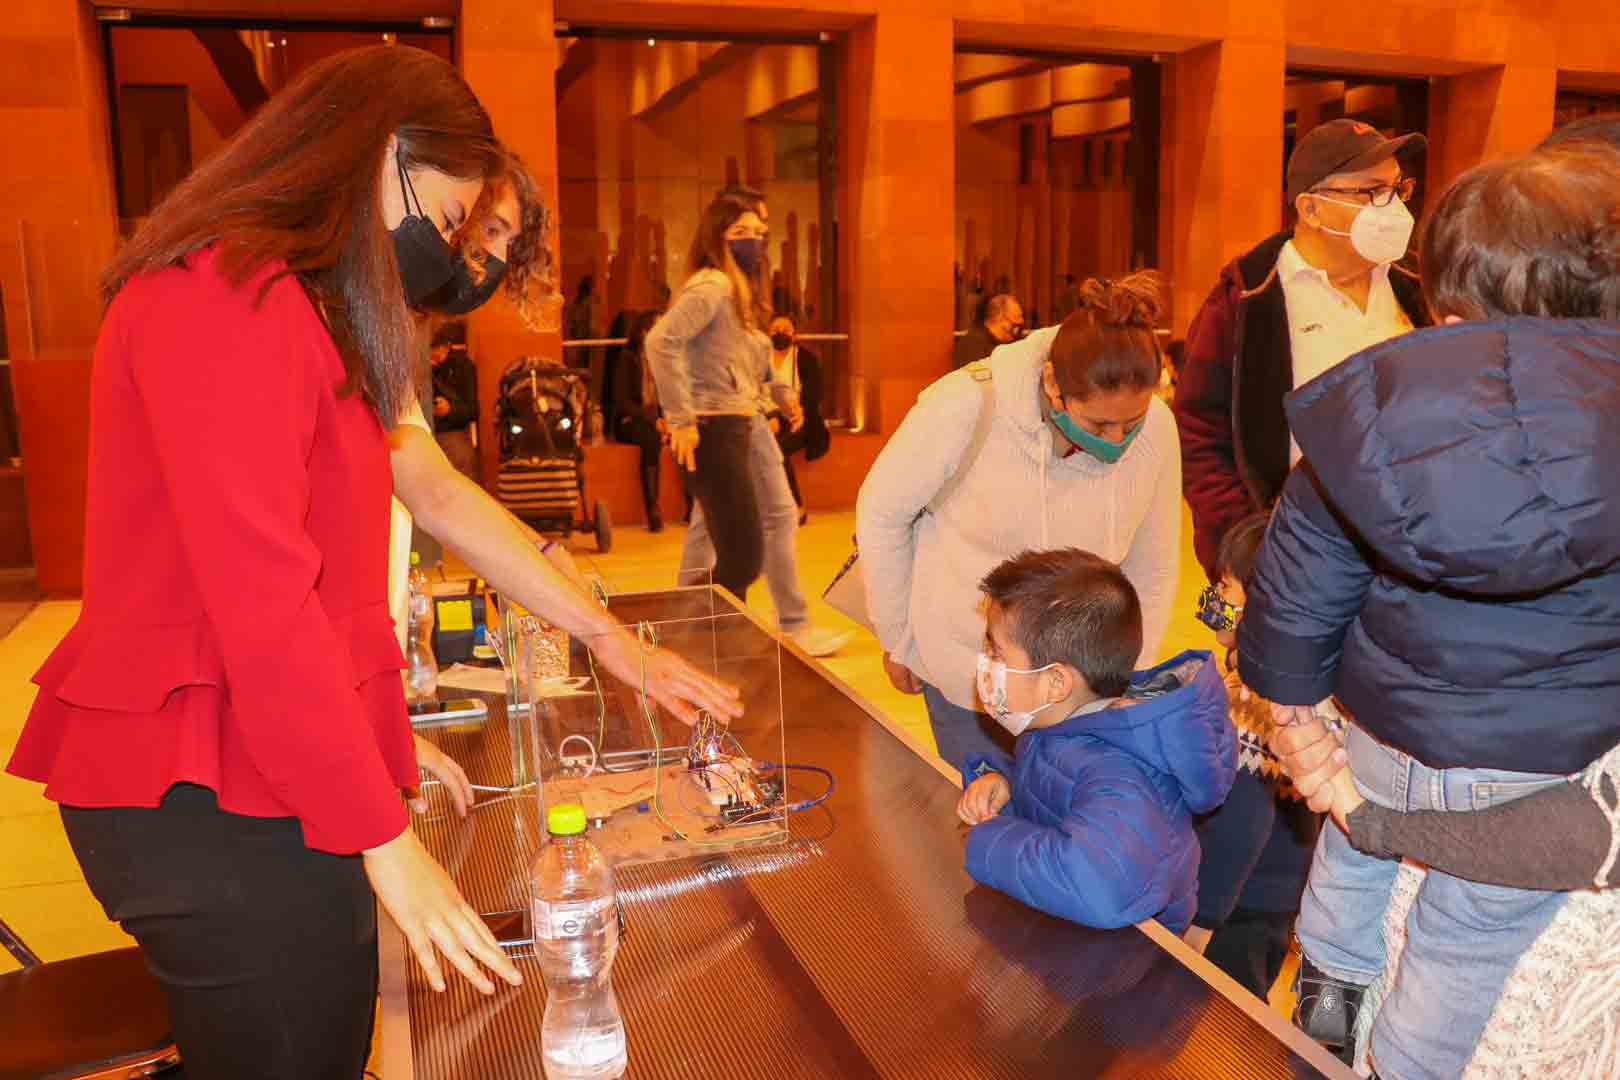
[1184,514,1336,1001]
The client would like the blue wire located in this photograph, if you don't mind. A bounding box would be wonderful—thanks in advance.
[756,761,835,812]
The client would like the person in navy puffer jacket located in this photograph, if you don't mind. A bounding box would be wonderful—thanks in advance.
[1238,145,1620,1078]
[955,548,1237,933]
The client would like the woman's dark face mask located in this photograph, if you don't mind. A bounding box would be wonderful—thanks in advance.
[389,158,461,306]
[419,254,508,316]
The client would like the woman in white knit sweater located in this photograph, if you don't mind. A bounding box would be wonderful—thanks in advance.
[856,274,1181,769]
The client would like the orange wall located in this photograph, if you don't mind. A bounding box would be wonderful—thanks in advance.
[12,0,1620,590]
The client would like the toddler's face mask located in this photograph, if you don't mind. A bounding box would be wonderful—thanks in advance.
[976,651,1060,736]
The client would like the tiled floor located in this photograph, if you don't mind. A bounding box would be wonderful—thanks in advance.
[0,506,1295,1023]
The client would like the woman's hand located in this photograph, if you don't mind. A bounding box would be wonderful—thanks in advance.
[669,425,700,471]
[957,773,1011,825]
[1269,713,1350,818]
[590,628,743,725]
[364,829,522,995]
[883,653,924,695]
[408,733,474,817]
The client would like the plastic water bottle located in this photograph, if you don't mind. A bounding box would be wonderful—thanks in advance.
[531,803,627,1080]
[405,551,438,705]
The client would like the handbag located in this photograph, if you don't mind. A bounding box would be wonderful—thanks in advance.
[823,362,997,633]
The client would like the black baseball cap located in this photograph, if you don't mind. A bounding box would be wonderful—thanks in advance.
[1286,118,1427,204]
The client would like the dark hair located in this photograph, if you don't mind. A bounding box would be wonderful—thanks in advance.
[717,183,767,216]
[430,321,467,348]
[102,46,498,429]
[625,309,660,358]
[981,548,1142,698]
[984,293,1019,325]
[686,194,769,329]
[1421,148,1620,321]
[1215,513,1270,585]
[462,147,556,331]
[1049,271,1165,401]
[1538,114,1620,154]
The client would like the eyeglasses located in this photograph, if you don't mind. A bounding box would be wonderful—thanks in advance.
[1310,176,1417,207]
[1195,583,1242,633]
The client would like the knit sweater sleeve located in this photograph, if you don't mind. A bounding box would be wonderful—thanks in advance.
[855,372,990,655]
[1119,400,1182,665]
[1347,779,1613,891]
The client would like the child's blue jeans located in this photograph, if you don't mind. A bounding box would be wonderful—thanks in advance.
[1296,722,1569,1079]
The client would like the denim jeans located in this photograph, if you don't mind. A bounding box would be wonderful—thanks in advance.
[922,681,1013,774]
[1297,723,1570,1079]
[679,413,808,632]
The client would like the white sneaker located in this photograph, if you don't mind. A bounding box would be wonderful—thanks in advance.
[789,626,856,657]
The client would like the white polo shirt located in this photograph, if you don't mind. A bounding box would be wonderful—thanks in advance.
[1277,240,1413,464]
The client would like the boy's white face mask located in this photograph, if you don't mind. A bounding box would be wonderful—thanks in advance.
[976,651,1060,736]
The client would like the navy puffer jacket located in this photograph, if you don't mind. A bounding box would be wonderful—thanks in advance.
[1239,318,1620,774]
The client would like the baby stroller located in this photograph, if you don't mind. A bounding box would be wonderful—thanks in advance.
[494,357,613,552]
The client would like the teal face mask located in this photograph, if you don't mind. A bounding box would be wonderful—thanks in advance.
[1051,409,1141,464]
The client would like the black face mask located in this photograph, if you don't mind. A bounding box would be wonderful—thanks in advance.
[728,237,765,276]
[770,332,794,352]
[389,157,459,307]
[419,254,508,316]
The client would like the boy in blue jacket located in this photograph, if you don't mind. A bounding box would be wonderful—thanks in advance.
[956,549,1237,933]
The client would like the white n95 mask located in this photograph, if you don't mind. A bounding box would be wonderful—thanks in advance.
[1314,195,1414,266]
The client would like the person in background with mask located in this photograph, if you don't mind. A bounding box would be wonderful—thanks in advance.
[953,292,1025,369]
[955,548,1235,931]
[764,312,829,524]
[428,320,479,482]
[857,274,1182,771]
[645,195,773,605]
[1173,119,1428,582]
[672,186,853,657]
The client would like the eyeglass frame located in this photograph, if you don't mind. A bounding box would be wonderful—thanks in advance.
[1308,175,1418,208]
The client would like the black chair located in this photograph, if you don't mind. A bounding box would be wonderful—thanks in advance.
[0,918,180,1080]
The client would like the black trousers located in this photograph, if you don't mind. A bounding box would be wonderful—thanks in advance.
[613,413,661,471]
[775,426,807,508]
[687,414,763,599]
[61,784,378,1080]
[1193,770,1320,999]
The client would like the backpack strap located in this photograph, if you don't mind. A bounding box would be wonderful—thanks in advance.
[925,360,995,515]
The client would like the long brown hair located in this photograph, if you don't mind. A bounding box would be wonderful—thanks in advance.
[1049,271,1165,400]
[103,45,499,427]
[685,195,769,330]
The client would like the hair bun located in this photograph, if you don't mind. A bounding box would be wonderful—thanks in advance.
[1077,270,1165,330]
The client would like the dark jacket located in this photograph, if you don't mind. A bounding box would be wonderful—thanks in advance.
[953,323,1001,370]
[783,345,830,461]
[431,348,480,433]
[1172,231,1428,580]
[1238,318,1620,775]
[960,651,1236,934]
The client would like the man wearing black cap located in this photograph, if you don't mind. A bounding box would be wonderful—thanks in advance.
[1171,118,1427,1064]
[1174,118,1429,582]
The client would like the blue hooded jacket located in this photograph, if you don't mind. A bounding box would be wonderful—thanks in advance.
[960,650,1236,933]
[1239,318,1620,774]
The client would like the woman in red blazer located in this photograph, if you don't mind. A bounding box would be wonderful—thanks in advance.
[6,48,735,1079]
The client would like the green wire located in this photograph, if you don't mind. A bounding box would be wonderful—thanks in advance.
[636,621,740,849]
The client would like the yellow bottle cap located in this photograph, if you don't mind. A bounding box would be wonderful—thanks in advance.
[547,803,587,836]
